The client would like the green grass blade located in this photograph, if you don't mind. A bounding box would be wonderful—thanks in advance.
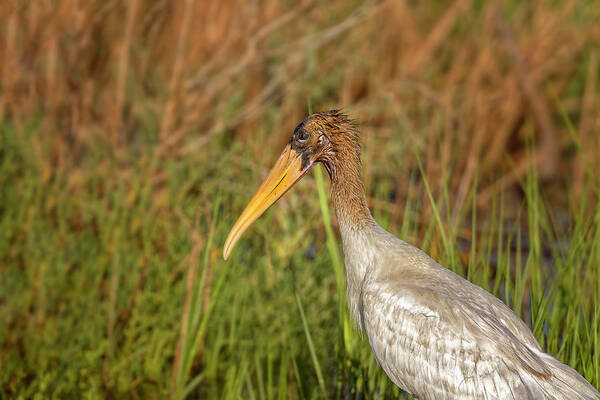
[295,292,326,397]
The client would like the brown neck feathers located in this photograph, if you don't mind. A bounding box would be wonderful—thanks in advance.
[324,143,373,230]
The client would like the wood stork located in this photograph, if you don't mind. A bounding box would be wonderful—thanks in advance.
[223,110,599,399]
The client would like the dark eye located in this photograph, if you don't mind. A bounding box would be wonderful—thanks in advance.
[297,129,309,144]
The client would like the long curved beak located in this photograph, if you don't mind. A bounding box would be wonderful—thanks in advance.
[223,145,313,260]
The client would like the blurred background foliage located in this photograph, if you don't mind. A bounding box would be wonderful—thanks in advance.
[1,0,599,398]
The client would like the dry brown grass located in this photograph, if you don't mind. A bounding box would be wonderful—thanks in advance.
[1,0,599,223]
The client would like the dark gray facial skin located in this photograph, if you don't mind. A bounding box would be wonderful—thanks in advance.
[290,120,313,170]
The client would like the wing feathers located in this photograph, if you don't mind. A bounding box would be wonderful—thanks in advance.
[362,283,549,399]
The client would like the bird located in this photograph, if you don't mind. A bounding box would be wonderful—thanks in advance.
[222,110,600,399]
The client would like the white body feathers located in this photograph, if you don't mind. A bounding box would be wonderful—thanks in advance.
[337,216,600,399]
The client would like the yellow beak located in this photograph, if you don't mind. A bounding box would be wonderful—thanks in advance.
[223,144,313,260]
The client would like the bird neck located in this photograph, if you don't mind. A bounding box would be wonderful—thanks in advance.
[327,151,374,231]
[326,152,377,330]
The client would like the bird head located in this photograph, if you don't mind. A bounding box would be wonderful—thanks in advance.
[223,110,358,260]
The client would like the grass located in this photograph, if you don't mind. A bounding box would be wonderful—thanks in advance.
[1,0,600,398]
[1,113,599,398]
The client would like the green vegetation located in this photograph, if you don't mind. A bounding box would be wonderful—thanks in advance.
[2,116,599,398]
[1,0,599,398]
